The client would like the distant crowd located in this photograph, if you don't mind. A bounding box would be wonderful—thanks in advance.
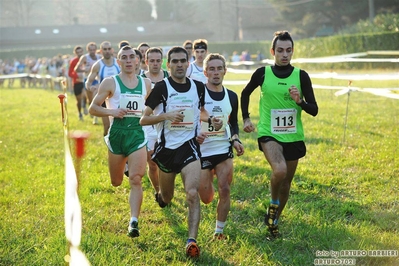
[0,47,266,90]
[0,54,70,90]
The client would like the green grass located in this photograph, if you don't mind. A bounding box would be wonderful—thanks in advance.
[0,71,398,265]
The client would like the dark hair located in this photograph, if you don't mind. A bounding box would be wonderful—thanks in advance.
[167,46,188,63]
[86,42,97,50]
[74,45,83,53]
[137,42,150,49]
[100,41,112,49]
[271,31,294,51]
[133,48,143,61]
[204,53,226,70]
[183,40,193,47]
[117,45,134,59]
[146,47,163,59]
[193,39,208,50]
[118,40,130,49]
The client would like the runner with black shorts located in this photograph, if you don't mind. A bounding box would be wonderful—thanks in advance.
[140,46,222,259]
[241,31,318,239]
[197,53,244,241]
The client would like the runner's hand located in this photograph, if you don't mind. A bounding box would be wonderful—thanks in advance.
[243,118,255,133]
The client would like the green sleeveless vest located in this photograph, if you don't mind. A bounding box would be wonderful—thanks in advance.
[113,75,143,129]
[258,66,304,142]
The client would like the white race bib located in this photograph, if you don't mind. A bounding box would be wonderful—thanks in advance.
[271,109,297,134]
[168,104,194,130]
[120,94,144,117]
[200,113,227,139]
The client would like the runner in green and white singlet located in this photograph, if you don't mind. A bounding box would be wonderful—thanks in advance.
[89,46,152,239]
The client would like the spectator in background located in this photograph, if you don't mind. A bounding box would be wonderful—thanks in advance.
[256,51,265,61]
[245,51,251,61]
[48,57,59,90]
[0,60,4,87]
[38,57,49,89]
[16,58,27,88]
[231,51,240,62]
[56,53,64,76]
[3,59,16,88]
[240,51,251,69]
[28,57,39,88]
[62,54,72,92]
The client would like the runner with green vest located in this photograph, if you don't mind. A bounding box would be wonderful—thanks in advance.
[241,31,318,239]
[89,45,152,239]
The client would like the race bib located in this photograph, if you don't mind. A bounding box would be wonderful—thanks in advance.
[120,94,144,117]
[271,108,297,134]
[200,113,228,139]
[168,104,194,130]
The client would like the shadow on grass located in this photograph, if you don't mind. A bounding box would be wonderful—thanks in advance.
[140,176,237,265]
[229,173,399,265]
[305,137,336,145]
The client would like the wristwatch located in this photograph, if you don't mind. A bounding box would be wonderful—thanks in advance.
[208,115,213,125]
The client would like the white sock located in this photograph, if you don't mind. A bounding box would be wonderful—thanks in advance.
[130,217,138,224]
[215,220,226,234]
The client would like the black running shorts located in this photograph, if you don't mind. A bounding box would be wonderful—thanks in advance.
[73,82,84,96]
[200,148,233,170]
[258,136,306,161]
[152,138,201,173]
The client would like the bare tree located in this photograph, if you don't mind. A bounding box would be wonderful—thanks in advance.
[100,0,117,24]
[1,0,39,27]
[53,0,88,25]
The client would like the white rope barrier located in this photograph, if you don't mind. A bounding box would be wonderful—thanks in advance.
[58,92,90,266]
[0,73,65,81]
[227,50,399,67]
[309,72,399,80]
[64,134,90,265]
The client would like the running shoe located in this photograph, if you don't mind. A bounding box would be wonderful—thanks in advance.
[267,224,280,239]
[127,221,139,238]
[185,239,200,258]
[265,204,280,238]
[79,113,84,121]
[213,233,228,240]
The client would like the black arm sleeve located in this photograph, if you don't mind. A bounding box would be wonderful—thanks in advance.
[227,89,239,136]
[145,80,168,110]
[193,80,206,107]
[240,67,265,120]
[299,70,318,117]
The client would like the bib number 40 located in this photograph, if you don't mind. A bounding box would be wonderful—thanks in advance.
[126,101,138,110]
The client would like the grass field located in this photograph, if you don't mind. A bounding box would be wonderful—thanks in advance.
[0,70,398,266]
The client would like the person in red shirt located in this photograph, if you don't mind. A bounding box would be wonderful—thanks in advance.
[68,46,86,120]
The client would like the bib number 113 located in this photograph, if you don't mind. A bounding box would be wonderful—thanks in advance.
[271,109,297,134]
